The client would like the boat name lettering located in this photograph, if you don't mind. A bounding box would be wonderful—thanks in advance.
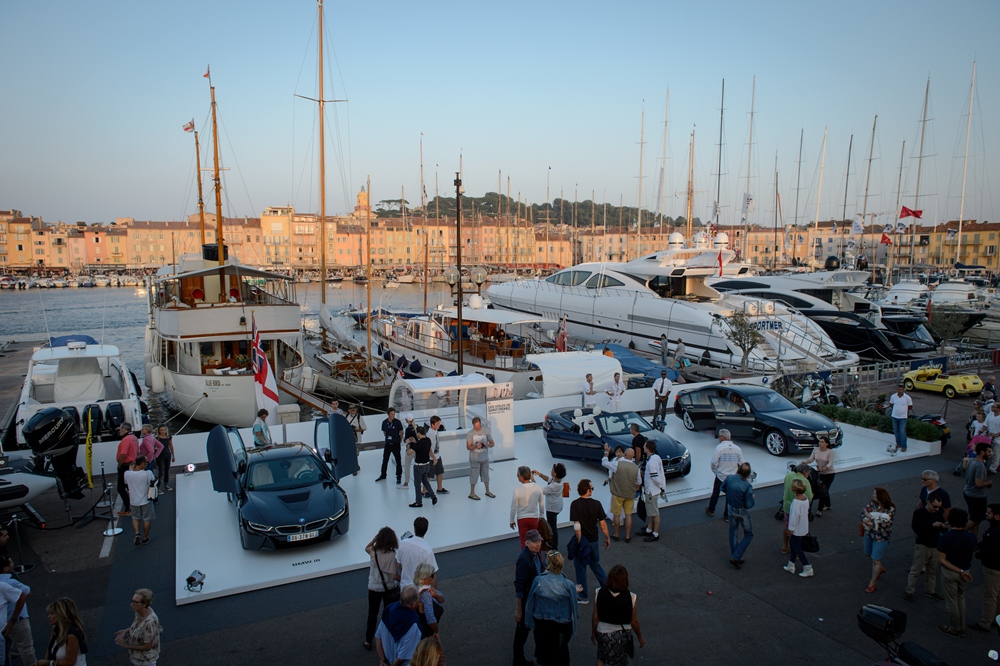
[750,320,783,331]
[205,379,223,387]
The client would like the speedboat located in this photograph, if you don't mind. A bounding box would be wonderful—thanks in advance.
[487,232,858,375]
[145,252,306,428]
[93,275,110,287]
[11,335,146,447]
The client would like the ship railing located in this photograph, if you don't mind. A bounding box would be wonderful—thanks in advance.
[511,279,659,300]
[380,320,539,371]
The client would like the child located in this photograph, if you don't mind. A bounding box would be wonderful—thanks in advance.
[783,479,814,577]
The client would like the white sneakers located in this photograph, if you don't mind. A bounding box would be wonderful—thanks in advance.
[784,562,815,577]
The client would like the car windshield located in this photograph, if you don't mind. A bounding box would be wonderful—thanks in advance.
[596,412,653,436]
[247,454,326,491]
[745,391,797,413]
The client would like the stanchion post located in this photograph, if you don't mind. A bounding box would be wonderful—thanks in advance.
[9,515,34,574]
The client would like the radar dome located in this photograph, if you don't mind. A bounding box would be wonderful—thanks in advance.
[714,232,730,249]
[824,256,841,271]
[467,294,485,309]
[693,232,710,248]
[667,232,685,248]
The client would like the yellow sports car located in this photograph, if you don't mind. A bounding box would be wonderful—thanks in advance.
[903,365,983,399]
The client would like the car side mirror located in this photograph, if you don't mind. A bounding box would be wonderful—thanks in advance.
[740,407,747,415]
[324,449,333,463]
[236,460,246,476]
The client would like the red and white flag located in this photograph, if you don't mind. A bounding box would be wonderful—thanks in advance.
[880,233,893,246]
[182,119,195,133]
[203,65,211,79]
[251,314,279,425]
[717,250,724,277]
[899,206,922,219]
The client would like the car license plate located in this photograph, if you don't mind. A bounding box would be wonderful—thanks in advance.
[288,530,319,542]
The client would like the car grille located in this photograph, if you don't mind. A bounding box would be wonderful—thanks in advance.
[274,519,329,535]
[666,456,684,466]
[814,429,839,443]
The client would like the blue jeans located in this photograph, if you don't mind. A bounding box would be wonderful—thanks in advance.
[573,537,607,599]
[728,507,754,561]
[788,535,809,566]
[892,417,908,450]
[413,463,436,504]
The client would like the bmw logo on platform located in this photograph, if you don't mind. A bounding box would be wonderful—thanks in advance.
[299,518,305,523]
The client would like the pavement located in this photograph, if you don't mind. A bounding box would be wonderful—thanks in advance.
[0,363,994,665]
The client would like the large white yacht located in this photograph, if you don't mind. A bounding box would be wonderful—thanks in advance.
[145,253,305,428]
[487,233,858,374]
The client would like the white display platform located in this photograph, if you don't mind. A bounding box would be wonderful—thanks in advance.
[174,419,937,604]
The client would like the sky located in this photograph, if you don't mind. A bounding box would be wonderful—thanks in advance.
[1,0,997,232]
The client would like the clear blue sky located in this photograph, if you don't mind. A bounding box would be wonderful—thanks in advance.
[1,0,996,231]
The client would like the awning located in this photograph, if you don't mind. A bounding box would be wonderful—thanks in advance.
[525,351,622,398]
[391,374,495,395]
[154,264,292,284]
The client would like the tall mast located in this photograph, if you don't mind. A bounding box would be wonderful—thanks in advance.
[515,192,520,275]
[813,127,827,235]
[860,115,877,273]
[841,134,853,263]
[891,140,906,279]
[742,76,755,258]
[434,170,440,270]
[773,153,779,268]
[401,185,406,233]
[636,105,645,260]
[317,0,327,317]
[420,134,428,314]
[193,130,206,246]
[956,61,976,266]
[208,68,226,301]
[913,78,929,261]
[715,80,725,233]
[365,176,372,365]
[545,167,551,269]
[454,171,464,374]
[507,176,512,269]
[792,129,803,262]
[686,128,695,241]
[591,190,595,262]
[656,90,669,229]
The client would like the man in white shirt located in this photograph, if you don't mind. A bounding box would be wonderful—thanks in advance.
[124,455,156,546]
[652,370,673,423]
[986,403,1000,473]
[395,517,438,588]
[0,558,34,666]
[637,440,667,542]
[582,373,598,409]
[509,466,545,548]
[605,373,627,412]
[888,383,913,454]
[706,429,745,520]
[0,578,26,666]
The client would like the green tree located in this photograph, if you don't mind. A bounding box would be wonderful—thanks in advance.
[721,310,764,372]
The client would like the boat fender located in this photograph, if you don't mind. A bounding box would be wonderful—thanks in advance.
[383,350,394,361]
[396,355,407,370]
[149,366,165,394]
[410,359,422,374]
[377,342,385,356]
[144,362,155,388]
[435,330,442,339]
[447,370,459,377]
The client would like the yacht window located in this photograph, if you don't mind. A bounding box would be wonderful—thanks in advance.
[566,271,592,286]
[714,280,768,291]
[585,274,625,289]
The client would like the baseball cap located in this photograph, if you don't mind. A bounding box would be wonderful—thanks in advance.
[525,529,542,543]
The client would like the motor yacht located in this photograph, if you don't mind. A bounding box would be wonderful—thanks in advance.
[11,335,146,447]
[145,253,306,428]
[487,233,858,375]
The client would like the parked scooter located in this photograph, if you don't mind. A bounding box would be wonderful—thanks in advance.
[857,604,944,666]
[801,375,841,411]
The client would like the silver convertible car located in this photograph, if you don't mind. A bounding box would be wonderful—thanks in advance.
[207,414,359,550]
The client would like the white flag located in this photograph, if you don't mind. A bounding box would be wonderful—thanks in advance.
[895,222,907,233]
[851,218,864,235]
[883,223,894,234]
[847,239,857,250]
[740,193,754,225]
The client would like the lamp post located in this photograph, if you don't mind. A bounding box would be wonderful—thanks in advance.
[454,172,464,374]
[470,265,487,295]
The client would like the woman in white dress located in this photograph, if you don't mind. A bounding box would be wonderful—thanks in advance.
[37,597,87,666]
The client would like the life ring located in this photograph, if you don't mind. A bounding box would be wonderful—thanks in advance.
[435,330,443,340]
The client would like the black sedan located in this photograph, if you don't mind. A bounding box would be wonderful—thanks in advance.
[673,384,843,456]
[542,408,691,478]
[207,414,359,550]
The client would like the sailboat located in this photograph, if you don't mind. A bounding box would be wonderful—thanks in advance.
[311,0,394,401]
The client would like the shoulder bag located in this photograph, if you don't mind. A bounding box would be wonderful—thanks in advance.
[801,534,820,553]
[376,555,400,603]
[147,473,158,501]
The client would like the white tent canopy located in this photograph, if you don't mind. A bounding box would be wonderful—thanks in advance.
[525,351,622,399]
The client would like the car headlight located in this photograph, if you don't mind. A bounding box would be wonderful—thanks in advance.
[789,429,813,439]
[681,450,690,460]
[329,507,346,522]
[247,522,273,533]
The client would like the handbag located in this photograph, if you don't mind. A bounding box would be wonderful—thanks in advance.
[376,556,400,604]
[147,478,158,501]
[801,535,820,553]
[858,523,865,537]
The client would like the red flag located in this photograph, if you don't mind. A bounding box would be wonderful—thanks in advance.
[900,206,923,219]
[251,315,280,408]
[182,119,195,133]
[717,250,724,277]
[880,233,893,246]
[203,66,210,79]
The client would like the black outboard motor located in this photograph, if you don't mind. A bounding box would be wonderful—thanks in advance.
[21,407,87,500]
[104,402,126,433]
[82,404,103,438]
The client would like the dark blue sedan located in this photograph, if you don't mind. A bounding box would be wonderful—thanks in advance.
[207,414,359,550]
[542,408,691,478]
[673,384,843,456]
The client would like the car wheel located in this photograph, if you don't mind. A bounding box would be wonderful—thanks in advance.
[904,379,915,391]
[682,410,696,431]
[944,385,957,399]
[765,430,788,456]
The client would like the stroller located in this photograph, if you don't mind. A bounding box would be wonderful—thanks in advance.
[774,462,827,522]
